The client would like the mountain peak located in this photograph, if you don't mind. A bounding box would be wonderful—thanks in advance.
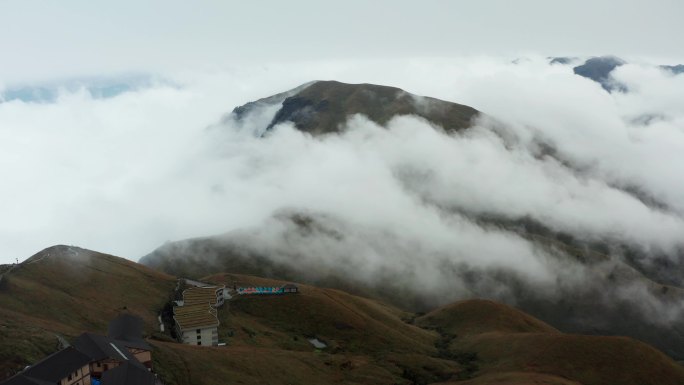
[573,56,627,92]
[230,80,480,135]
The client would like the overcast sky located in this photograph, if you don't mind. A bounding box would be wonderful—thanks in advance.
[1,0,683,83]
[1,1,683,264]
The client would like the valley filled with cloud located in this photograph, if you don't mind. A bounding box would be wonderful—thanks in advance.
[3,58,683,342]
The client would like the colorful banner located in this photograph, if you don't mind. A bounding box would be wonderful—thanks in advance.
[237,285,298,295]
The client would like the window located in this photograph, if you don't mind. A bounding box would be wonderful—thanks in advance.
[197,341,201,345]
[196,329,201,334]
[197,334,201,340]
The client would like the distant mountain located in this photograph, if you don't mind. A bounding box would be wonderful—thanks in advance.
[140,210,684,362]
[141,81,684,362]
[548,55,684,93]
[548,56,578,65]
[661,64,684,74]
[0,75,159,103]
[228,80,480,135]
[573,56,627,92]
[4,245,684,385]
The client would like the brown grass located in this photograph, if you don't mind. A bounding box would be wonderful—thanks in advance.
[435,371,582,385]
[3,249,684,385]
[152,341,406,385]
[0,245,175,377]
[416,299,559,336]
[453,332,684,385]
[205,273,437,355]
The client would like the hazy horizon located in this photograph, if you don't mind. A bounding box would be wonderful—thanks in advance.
[1,0,683,264]
[2,0,684,84]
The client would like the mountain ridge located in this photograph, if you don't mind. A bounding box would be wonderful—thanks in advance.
[142,79,684,361]
[4,244,684,385]
[228,80,480,135]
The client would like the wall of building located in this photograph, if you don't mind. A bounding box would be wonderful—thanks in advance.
[181,326,218,346]
[215,289,225,307]
[181,329,194,345]
[89,359,121,378]
[130,349,152,368]
[203,326,219,346]
[59,364,91,385]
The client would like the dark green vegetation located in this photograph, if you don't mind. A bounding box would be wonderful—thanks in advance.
[3,245,684,384]
[231,80,480,135]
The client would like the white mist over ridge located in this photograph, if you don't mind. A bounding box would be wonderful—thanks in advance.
[0,56,683,273]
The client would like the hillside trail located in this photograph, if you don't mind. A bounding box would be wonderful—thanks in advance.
[1,246,76,284]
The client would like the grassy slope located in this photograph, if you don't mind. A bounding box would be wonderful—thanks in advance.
[3,246,684,385]
[140,225,684,361]
[416,299,559,336]
[177,273,463,385]
[204,273,436,354]
[151,341,406,385]
[152,340,466,385]
[0,249,463,385]
[417,301,684,385]
[454,333,684,385]
[0,245,176,377]
[437,372,582,385]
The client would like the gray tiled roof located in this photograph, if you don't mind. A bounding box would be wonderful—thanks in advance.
[2,347,90,385]
[72,333,144,369]
[0,374,53,385]
[101,362,155,385]
[107,313,152,351]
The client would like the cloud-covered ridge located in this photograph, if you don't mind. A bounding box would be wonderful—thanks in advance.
[1,56,683,357]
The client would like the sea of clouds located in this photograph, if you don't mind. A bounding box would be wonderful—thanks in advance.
[3,56,684,346]
[1,56,682,291]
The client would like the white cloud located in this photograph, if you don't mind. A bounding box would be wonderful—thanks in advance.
[0,57,682,296]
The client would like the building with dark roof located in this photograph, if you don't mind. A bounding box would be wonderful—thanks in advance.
[107,314,144,343]
[73,333,139,362]
[0,374,54,385]
[0,314,157,385]
[1,347,91,385]
[107,314,152,368]
[100,362,155,385]
[72,332,146,379]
